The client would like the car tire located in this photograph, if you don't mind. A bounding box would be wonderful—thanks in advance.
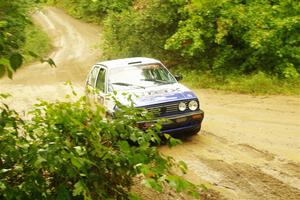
[187,126,201,137]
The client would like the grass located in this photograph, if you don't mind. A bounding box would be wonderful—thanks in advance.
[173,69,300,95]
[22,22,52,64]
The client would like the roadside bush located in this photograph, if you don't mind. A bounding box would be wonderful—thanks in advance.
[174,68,300,95]
[0,0,55,79]
[102,0,184,62]
[0,1,28,78]
[0,94,199,199]
[22,23,52,63]
[47,0,134,21]
[165,0,300,77]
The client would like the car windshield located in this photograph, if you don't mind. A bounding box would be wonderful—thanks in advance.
[108,64,176,91]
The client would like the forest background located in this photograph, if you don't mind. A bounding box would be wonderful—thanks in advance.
[1,0,300,94]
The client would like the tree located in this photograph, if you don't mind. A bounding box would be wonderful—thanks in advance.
[165,0,300,78]
[0,1,28,78]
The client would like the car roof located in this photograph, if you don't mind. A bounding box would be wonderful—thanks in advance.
[95,57,161,69]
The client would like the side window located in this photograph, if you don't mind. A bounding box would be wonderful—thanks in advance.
[87,67,100,87]
[96,68,106,92]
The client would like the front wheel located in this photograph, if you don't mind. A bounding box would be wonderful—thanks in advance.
[171,125,201,139]
[186,125,201,137]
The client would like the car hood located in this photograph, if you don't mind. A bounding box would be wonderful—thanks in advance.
[113,83,197,107]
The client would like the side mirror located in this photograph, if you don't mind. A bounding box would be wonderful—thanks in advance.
[174,74,183,81]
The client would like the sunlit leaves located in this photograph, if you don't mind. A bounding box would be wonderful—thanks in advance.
[51,0,133,19]
[102,0,183,61]
[142,178,163,192]
[178,160,188,174]
[165,0,300,78]
[73,181,87,197]
[0,95,198,199]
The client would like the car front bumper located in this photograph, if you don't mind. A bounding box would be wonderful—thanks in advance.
[139,110,204,136]
[160,110,204,135]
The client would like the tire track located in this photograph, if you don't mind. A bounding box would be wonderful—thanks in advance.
[161,129,300,199]
[201,159,300,200]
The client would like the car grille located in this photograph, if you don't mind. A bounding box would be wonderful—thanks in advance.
[143,100,197,117]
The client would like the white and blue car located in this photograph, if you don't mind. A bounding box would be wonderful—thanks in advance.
[85,57,204,136]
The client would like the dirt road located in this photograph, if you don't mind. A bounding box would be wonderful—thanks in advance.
[160,91,300,199]
[0,7,101,111]
[1,7,300,200]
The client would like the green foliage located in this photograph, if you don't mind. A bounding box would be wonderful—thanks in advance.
[102,0,184,61]
[0,95,199,199]
[47,0,134,22]
[165,0,300,78]
[52,0,300,93]
[22,23,52,63]
[101,0,300,79]
[0,1,28,78]
[0,0,55,79]
[174,67,300,95]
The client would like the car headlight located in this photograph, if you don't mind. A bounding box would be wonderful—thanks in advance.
[188,100,198,111]
[178,102,187,111]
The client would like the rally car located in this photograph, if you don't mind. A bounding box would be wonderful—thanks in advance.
[85,57,204,136]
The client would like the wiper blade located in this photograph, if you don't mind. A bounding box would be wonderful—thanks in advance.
[111,82,145,89]
[111,82,131,86]
[141,78,168,83]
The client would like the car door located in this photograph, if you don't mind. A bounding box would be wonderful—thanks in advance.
[86,66,100,100]
[95,67,107,105]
